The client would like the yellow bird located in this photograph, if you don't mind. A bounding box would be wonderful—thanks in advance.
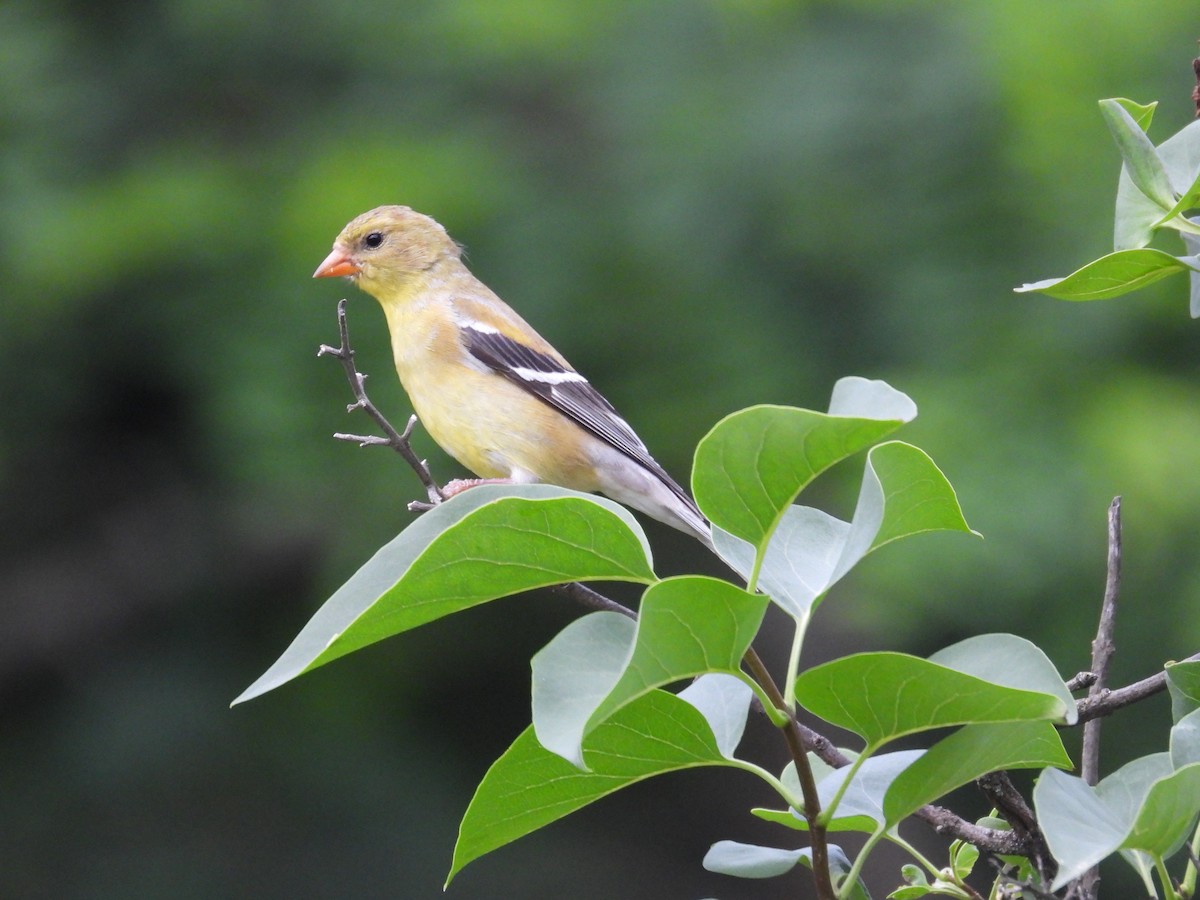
[313,206,711,546]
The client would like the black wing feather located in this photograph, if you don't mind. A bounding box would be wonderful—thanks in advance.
[463,325,699,514]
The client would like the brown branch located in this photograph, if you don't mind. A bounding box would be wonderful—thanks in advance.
[1081,496,1123,788]
[318,299,444,507]
[742,647,837,900]
[1075,653,1200,722]
[914,804,1025,854]
[977,771,1055,886]
[1077,498,1122,900]
[554,581,636,618]
[1065,671,1098,693]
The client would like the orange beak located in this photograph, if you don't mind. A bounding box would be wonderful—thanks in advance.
[313,248,360,279]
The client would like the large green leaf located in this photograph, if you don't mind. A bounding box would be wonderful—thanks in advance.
[714,441,975,620]
[692,377,916,548]
[703,841,810,879]
[1036,768,1128,888]
[882,721,1070,825]
[1037,756,1200,889]
[531,577,766,767]
[927,634,1076,725]
[530,611,637,767]
[794,638,1071,749]
[1123,765,1200,856]
[1114,116,1200,249]
[816,750,924,833]
[1015,249,1198,301]
[776,727,1067,860]
[233,485,655,705]
[590,577,766,722]
[1099,98,1174,212]
[703,842,870,898]
[449,675,753,883]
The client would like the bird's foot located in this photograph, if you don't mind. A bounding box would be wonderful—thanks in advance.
[442,477,514,498]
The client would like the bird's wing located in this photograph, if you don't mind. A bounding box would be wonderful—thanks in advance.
[461,321,700,513]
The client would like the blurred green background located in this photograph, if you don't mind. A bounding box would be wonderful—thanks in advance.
[3,1,1199,897]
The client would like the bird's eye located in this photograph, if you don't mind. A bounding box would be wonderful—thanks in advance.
[364,231,384,249]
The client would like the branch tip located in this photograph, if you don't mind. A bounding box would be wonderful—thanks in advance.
[321,302,445,503]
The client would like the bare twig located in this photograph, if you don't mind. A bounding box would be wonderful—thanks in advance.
[1082,496,1123,787]
[1075,652,1200,722]
[1077,497,1121,900]
[1065,671,1098,692]
[554,581,635,618]
[914,804,1025,854]
[318,299,444,507]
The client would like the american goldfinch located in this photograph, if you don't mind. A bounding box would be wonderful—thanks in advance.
[313,205,711,546]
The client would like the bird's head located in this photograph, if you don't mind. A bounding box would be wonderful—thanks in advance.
[313,205,462,299]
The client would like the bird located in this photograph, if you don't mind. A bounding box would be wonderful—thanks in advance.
[313,205,712,546]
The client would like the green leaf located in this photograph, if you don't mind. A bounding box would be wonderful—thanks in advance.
[703,841,806,878]
[816,749,924,832]
[530,611,637,767]
[1036,768,1126,889]
[794,638,1071,749]
[1115,117,1200,249]
[1015,249,1198,301]
[591,577,766,722]
[1108,97,1157,131]
[234,485,655,705]
[752,751,851,827]
[951,841,979,880]
[1171,708,1200,769]
[692,378,915,548]
[882,721,1070,825]
[888,886,931,900]
[1167,659,1200,722]
[1114,178,1167,249]
[927,633,1077,725]
[1152,169,1200,229]
[675,673,755,759]
[1184,235,1200,317]
[750,806,807,830]
[714,441,975,620]
[1037,757,1200,890]
[531,577,767,767]
[1123,763,1200,860]
[704,841,870,898]
[1099,98,1175,211]
[864,441,976,549]
[713,507,848,620]
[449,681,750,884]
[1097,754,1174,824]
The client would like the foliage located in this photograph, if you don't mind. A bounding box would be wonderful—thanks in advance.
[1017,98,1200,316]
[237,373,1200,897]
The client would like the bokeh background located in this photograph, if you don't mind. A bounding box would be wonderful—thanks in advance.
[4,1,1199,897]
